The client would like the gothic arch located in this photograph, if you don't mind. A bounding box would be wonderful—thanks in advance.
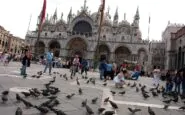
[137,48,147,65]
[70,14,94,32]
[95,43,111,61]
[115,46,131,64]
[66,37,88,58]
[48,40,61,57]
[34,41,45,55]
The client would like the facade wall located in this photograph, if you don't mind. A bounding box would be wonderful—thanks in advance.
[162,23,184,70]
[0,25,25,54]
[163,25,185,70]
[26,4,150,71]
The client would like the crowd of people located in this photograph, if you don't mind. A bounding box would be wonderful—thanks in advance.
[2,48,185,96]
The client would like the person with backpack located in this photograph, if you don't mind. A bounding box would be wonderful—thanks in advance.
[43,49,53,75]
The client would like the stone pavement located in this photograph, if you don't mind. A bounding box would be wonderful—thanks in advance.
[0,62,184,115]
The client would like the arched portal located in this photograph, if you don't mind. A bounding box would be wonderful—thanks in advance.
[73,21,92,34]
[138,48,147,65]
[49,41,61,57]
[66,38,87,58]
[95,44,110,61]
[115,46,131,64]
[35,41,45,55]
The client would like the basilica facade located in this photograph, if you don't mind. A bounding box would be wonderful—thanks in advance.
[25,1,149,70]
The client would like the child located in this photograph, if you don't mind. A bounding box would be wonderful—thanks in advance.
[21,50,28,78]
[114,70,127,88]
[174,72,182,94]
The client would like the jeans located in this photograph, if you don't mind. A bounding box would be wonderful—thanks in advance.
[71,65,78,77]
[175,83,181,94]
[166,83,173,93]
[21,65,27,76]
[100,69,104,80]
[81,67,87,76]
[44,61,52,74]
[132,75,139,80]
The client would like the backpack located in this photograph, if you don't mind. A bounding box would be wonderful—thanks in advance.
[46,52,52,61]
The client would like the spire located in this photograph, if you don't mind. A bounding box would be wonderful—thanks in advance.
[134,6,140,20]
[113,7,119,26]
[67,7,73,24]
[81,0,88,12]
[46,13,49,21]
[68,7,72,17]
[83,0,87,9]
[114,7,118,21]
[107,6,110,14]
[53,8,58,23]
[124,13,126,20]
[61,12,63,20]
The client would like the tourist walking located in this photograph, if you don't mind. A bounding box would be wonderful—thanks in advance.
[174,71,182,94]
[99,58,106,80]
[153,66,161,86]
[3,51,9,66]
[178,65,185,95]
[81,58,88,76]
[21,50,29,78]
[71,55,80,77]
[43,49,53,75]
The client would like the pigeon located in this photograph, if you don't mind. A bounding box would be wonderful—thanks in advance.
[172,96,179,103]
[1,95,8,103]
[148,107,155,115]
[2,90,9,95]
[86,105,94,114]
[103,83,107,86]
[104,111,115,115]
[109,100,118,109]
[21,99,33,108]
[91,79,96,85]
[76,79,80,85]
[127,82,130,86]
[152,91,158,97]
[50,108,67,115]
[104,97,109,103]
[86,80,90,84]
[119,91,125,95]
[81,99,87,107]
[79,88,82,95]
[163,105,169,110]
[128,107,141,114]
[47,96,57,100]
[16,94,22,102]
[31,75,36,78]
[136,87,139,92]
[131,82,137,87]
[179,106,185,110]
[66,93,75,99]
[110,91,116,95]
[21,92,31,98]
[163,99,172,104]
[15,107,23,115]
[34,105,49,114]
[142,92,150,99]
[98,108,105,114]
[139,83,142,87]
[92,97,98,104]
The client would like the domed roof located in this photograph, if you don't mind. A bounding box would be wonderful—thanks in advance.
[119,20,130,27]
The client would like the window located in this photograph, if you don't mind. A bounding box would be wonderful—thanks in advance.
[59,33,61,36]
[45,33,47,36]
[103,35,106,39]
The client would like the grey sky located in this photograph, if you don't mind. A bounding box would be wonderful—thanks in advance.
[0,0,184,40]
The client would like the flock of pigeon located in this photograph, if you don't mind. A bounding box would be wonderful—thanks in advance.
[1,71,185,115]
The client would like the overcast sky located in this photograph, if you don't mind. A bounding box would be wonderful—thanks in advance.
[0,0,184,40]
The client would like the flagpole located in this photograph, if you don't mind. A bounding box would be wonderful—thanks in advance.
[96,0,105,60]
[27,14,32,34]
[35,0,46,58]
